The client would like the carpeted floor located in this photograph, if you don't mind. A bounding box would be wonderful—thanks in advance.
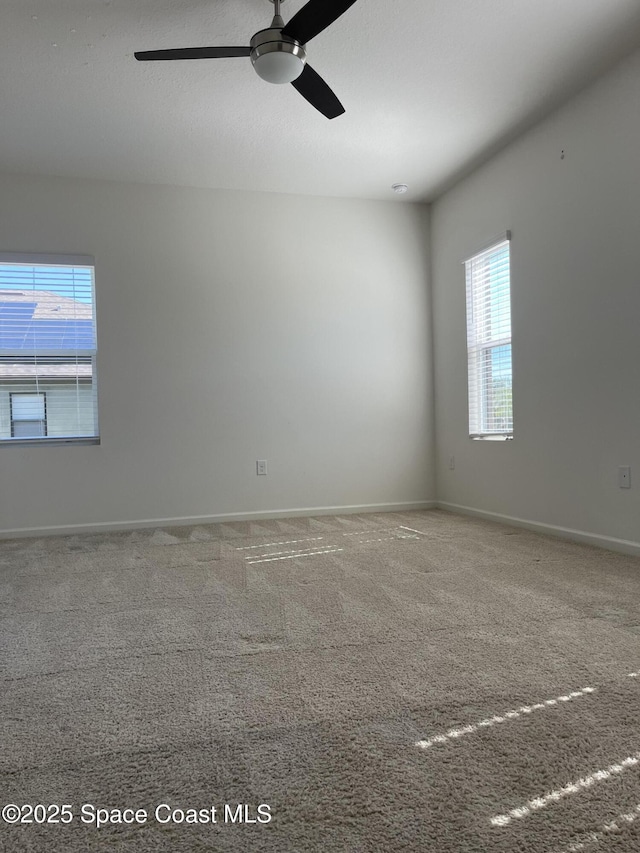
[1,508,640,852]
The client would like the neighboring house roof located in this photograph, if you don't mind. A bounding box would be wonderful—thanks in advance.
[0,363,92,380]
[0,290,95,351]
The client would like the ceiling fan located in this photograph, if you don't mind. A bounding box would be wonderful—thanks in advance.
[134,0,359,119]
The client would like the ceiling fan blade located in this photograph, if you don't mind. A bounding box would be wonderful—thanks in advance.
[134,46,251,61]
[291,64,345,119]
[281,0,358,44]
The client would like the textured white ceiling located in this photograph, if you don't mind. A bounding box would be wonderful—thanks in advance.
[2,0,640,202]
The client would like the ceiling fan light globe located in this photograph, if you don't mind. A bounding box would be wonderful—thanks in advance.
[250,30,307,84]
[253,50,305,84]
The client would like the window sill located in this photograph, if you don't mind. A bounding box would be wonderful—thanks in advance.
[1,437,101,448]
[469,434,513,441]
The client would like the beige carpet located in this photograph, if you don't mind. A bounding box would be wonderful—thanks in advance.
[2,508,640,852]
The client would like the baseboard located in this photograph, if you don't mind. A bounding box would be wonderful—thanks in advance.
[0,500,437,540]
[437,501,640,558]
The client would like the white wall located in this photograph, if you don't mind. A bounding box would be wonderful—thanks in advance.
[0,175,433,534]
[431,48,640,546]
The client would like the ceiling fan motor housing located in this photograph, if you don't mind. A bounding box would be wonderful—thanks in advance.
[250,24,307,84]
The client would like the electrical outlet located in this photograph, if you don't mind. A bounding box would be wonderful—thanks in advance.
[449,456,455,470]
[256,459,268,476]
[618,465,631,488]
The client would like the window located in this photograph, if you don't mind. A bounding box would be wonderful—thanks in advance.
[464,234,513,439]
[0,253,99,445]
[11,392,47,437]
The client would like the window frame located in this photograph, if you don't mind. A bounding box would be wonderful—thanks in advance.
[0,252,100,447]
[464,233,513,441]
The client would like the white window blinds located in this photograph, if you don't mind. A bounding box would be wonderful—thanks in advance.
[465,236,513,438]
[0,253,99,444]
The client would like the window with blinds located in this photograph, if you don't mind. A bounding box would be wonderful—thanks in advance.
[464,235,513,438]
[0,253,99,445]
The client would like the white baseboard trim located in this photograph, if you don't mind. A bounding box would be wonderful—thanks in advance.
[437,501,640,558]
[0,500,437,540]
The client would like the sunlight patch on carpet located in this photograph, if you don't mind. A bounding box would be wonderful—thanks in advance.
[490,752,640,826]
[415,687,596,750]
[246,548,344,564]
[241,526,419,563]
[235,537,325,550]
[340,527,404,536]
[552,802,640,852]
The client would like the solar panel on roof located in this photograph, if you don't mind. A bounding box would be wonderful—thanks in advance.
[0,318,95,351]
[0,301,37,319]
